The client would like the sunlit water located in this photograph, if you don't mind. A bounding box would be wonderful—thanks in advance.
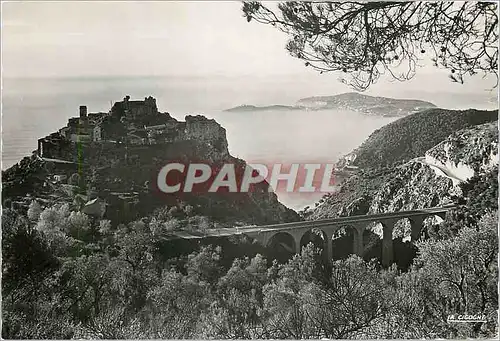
[2,76,496,210]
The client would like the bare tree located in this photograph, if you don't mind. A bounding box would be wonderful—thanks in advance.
[242,1,498,90]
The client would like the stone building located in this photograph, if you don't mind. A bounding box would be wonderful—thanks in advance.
[60,105,97,142]
[111,95,158,119]
[37,132,71,159]
[93,125,102,142]
[127,130,148,145]
[59,126,71,139]
[144,121,180,144]
[79,105,87,119]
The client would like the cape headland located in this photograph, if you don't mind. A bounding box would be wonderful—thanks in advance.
[224,92,437,117]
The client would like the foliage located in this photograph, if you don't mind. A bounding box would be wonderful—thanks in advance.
[242,1,498,90]
[438,166,498,239]
[416,211,498,313]
[27,200,42,222]
[186,245,224,285]
[200,255,268,338]
[460,166,498,218]
[2,201,499,339]
[142,271,211,338]
[414,211,497,338]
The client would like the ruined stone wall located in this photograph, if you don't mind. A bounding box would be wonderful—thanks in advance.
[126,97,158,117]
[184,115,224,140]
[129,105,153,117]
[184,115,228,153]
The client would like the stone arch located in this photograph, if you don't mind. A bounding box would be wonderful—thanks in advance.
[2,198,12,210]
[361,221,383,262]
[393,217,413,242]
[356,225,373,260]
[299,228,328,258]
[377,219,398,267]
[353,223,367,257]
[392,217,419,270]
[329,224,356,261]
[266,231,297,262]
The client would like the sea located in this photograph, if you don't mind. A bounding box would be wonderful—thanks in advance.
[2,75,497,210]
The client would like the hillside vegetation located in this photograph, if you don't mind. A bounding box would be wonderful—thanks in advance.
[3,205,497,339]
[351,108,498,169]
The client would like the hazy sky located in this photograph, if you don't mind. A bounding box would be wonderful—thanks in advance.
[1,1,497,94]
[2,1,309,78]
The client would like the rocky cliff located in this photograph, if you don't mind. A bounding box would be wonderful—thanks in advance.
[425,121,498,180]
[307,117,498,251]
[312,120,498,217]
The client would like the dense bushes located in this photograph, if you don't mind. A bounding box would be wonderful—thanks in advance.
[2,202,498,339]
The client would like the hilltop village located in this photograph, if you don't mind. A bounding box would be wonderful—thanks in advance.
[37,96,228,160]
[3,96,252,224]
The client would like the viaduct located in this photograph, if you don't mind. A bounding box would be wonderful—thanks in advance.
[165,205,457,267]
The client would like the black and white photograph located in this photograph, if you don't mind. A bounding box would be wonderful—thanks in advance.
[1,1,498,339]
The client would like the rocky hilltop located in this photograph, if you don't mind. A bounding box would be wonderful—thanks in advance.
[225,92,436,116]
[2,96,299,228]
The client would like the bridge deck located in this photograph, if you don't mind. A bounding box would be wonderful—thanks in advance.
[159,205,457,241]
[238,204,456,231]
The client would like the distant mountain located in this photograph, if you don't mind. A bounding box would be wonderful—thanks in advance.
[296,92,437,117]
[224,92,436,116]
[224,104,302,112]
